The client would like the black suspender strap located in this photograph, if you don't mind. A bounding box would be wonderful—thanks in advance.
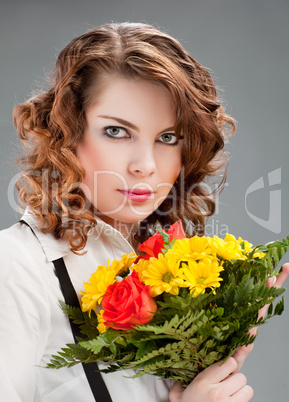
[19,220,112,402]
[52,258,112,401]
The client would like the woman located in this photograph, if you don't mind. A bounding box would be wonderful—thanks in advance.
[1,22,287,401]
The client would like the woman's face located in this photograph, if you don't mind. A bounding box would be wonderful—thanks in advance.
[76,76,182,232]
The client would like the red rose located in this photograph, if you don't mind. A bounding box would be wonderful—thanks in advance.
[134,254,151,263]
[102,271,157,331]
[167,220,186,240]
[138,232,164,258]
[138,220,186,258]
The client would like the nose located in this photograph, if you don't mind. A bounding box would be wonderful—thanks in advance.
[128,144,157,177]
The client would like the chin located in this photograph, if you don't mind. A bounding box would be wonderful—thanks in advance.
[117,214,150,224]
[105,210,153,225]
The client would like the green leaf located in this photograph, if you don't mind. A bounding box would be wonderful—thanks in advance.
[158,230,171,245]
[59,301,85,324]
[80,331,129,354]
[267,303,273,316]
[110,343,117,354]
[274,297,284,316]
[135,340,157,360]
[234,276,254,306]
[80,336,112,354]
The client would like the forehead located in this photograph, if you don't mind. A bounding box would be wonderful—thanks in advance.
[86,76,176,127]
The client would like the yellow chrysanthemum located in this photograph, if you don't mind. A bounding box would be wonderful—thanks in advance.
[116,252,138,276]
[80,259,120,313]
[142,253,184,297]
[253,251,266,259]
[132,258,150,282]
[236,237,253,253]
[179,257,224,297]
[236,237,266,259]
[97,309,108,334]
[168,236,214,262]
[209,234,246,261]
[122,252,138,266]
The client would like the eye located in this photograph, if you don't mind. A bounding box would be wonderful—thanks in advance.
[158,132,178,145]
[104,126,128,139]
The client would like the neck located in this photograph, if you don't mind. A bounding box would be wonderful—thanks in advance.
[98,215,138,246]
[115,221,137,244]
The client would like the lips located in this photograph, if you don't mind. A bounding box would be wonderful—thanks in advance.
[129,189,152,195]
[119,189,153,202]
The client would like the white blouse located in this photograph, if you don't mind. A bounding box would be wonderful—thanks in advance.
[0,211,172,401]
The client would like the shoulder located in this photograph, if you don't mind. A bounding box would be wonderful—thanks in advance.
[0,222,45,264]
[0,222,54,336]
[0,222,52,295]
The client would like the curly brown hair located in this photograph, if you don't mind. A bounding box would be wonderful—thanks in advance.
[14,22,235,253]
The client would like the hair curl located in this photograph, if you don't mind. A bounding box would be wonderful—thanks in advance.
[14,22,235,253]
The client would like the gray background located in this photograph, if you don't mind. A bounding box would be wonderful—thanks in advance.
[1,0,288,400]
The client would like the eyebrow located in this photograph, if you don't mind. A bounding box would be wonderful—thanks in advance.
[98,115,175,133]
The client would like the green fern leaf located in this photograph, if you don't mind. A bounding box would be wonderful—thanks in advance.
[234,276,254,306]
[59,301,85,324]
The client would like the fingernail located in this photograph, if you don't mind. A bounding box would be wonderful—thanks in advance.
[271,276,277,286]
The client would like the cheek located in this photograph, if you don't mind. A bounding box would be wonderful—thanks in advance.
[159,151,182,183]
[77,141,124,187]
[79,145,108,174]
[154,156,181,207]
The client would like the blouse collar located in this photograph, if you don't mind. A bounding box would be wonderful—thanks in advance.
[21,209,135,262]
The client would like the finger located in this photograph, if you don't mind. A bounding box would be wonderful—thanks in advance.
[197,357,238,383]
[259,262,289,319]
[221,372,247,396]
[169,381,183,402]
[275,263,289,288]
[231,385,254,401]
[257,276,276,319]
[264,262,289,290]
[232,343,254,372]
[232,263,289,376]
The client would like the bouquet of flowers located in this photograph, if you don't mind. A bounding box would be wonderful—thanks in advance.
[47,221,289,386]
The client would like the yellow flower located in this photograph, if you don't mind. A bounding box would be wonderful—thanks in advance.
[168,236,214,262]
[253,251,266,259]
[132,258,150,282]
[179,257,224,297]
[116,252,138,276]
[236,237,253,253]
[80,259,120,313]
[226,235,265,260]
[229,236,265,259]
[142,253,184,297]
[236,237,266,259]
[209,234,246,261]
[97,309,108,334]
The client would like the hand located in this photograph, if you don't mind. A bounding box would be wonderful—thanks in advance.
[169,357,253,402]
[169,263,289,401]
[232,262,289,371]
